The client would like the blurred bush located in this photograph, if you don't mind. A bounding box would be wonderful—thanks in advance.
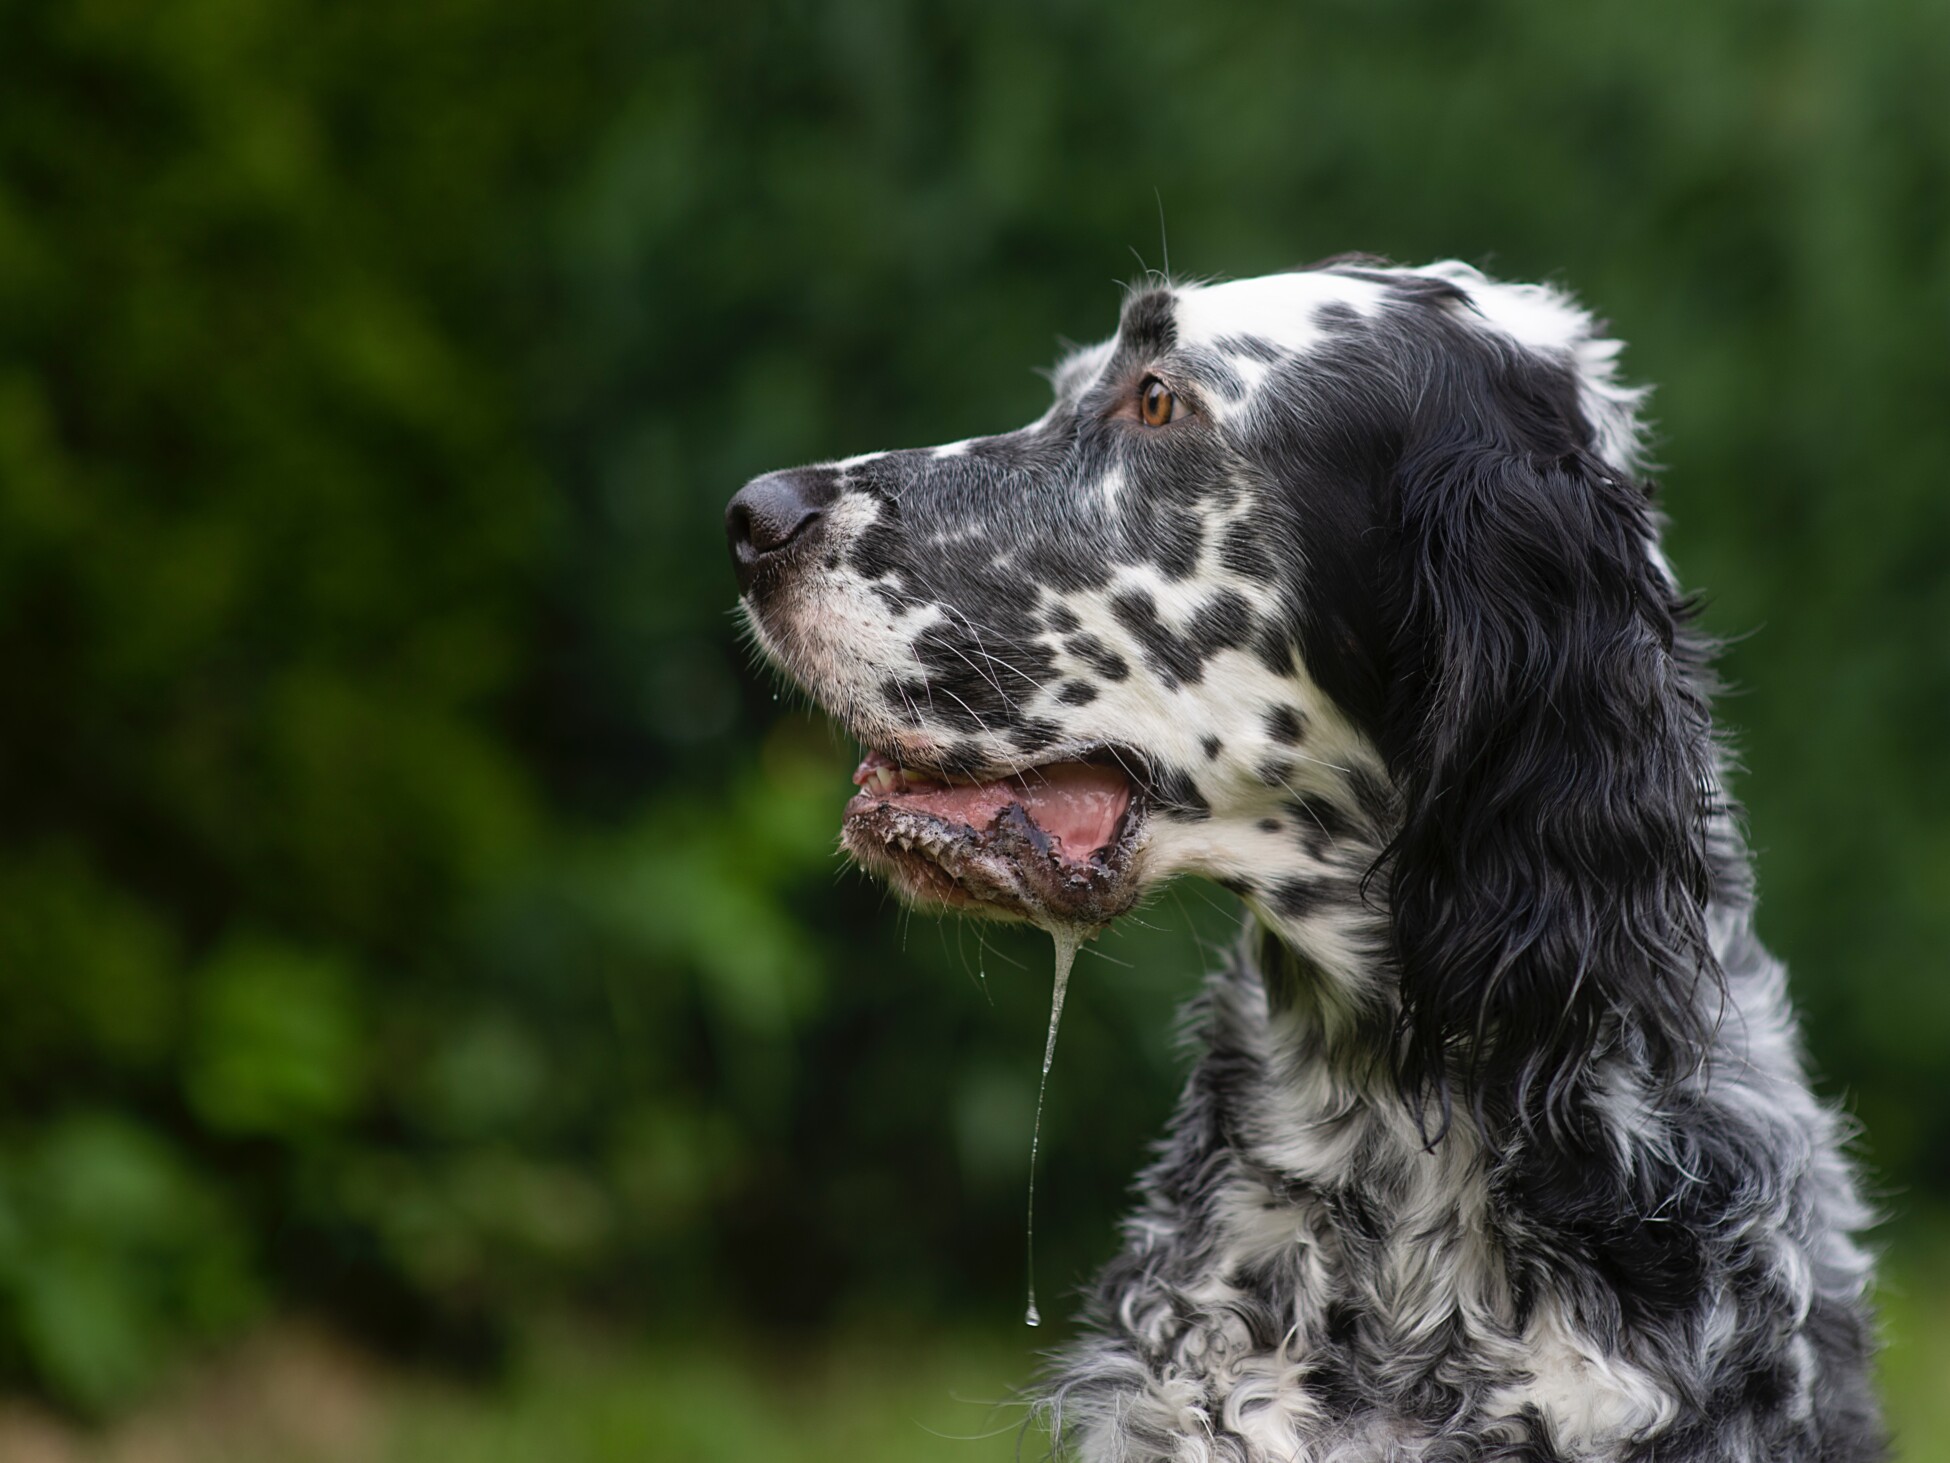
[0,0,1944,1416]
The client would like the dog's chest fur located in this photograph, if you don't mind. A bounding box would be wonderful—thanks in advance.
[1048,904,1879,1463]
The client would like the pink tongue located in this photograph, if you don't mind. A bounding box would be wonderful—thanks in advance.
[857,760,1132,859]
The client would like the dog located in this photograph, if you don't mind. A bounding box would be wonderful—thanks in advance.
[725,259,1882,1462]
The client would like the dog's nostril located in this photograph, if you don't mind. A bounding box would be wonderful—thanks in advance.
[726,470,828,591]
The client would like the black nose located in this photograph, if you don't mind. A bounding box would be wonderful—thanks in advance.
[726,469,830,594]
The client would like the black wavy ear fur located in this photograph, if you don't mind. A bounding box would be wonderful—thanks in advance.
[1382,331,1722,1148]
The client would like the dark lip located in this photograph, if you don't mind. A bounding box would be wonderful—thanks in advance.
[840,747,1151,926]
[851,743,1152,791]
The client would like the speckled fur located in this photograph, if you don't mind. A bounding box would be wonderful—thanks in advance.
[733,260,1883,1463]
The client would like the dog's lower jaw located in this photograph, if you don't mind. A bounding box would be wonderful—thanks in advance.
[1040,901,1881,1463]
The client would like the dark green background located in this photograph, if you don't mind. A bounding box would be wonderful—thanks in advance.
[1,0,1945,1427]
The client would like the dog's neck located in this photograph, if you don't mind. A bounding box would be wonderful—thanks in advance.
[1224,912,1504,1252]
[1208,883,1722,1324]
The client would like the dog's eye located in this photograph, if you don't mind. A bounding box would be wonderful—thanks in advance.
[1140,377,1177,427]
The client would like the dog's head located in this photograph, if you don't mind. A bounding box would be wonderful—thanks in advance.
[729,259,1719,1130]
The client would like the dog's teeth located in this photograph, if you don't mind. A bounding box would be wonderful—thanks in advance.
[865,763,952,795]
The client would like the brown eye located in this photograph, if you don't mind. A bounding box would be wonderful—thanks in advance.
[1140,377,1177,427]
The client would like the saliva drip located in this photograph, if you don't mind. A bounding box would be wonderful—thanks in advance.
[1024,924,1082,1328]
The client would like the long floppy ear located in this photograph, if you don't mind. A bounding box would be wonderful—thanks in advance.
[1382,346,1720,1146]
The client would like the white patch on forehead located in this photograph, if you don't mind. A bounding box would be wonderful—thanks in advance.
[931,438,973,458]
[834,449,887,471]
[1171,272,1388,355]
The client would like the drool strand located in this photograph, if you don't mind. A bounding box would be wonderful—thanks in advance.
[1024,924,1082,1328]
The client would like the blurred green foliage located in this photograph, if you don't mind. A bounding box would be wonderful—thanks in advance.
[0,0,1945,1423]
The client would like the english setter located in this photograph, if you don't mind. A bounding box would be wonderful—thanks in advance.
[726,259,1882,1463]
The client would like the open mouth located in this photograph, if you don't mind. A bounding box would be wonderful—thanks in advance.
[842,751,1148,926]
